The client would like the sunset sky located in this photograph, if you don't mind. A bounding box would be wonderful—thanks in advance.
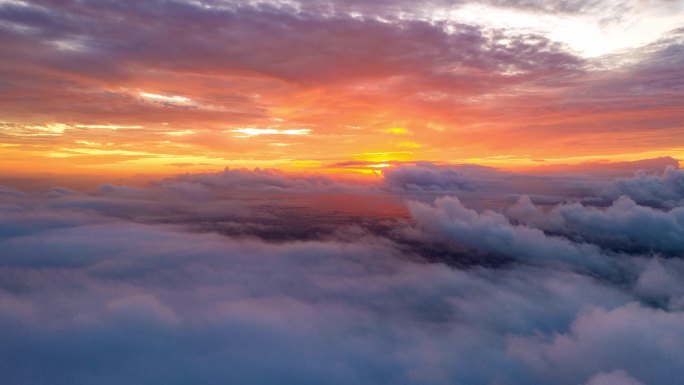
[2,0,683,176]
[4,2,684,385]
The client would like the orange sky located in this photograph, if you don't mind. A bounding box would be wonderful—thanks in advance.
[1,0,683,177]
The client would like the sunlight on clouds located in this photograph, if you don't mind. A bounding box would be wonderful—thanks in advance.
[47,148,155,157]
[398,141,421,148]
[290,159,322,169]
[24,123,69,135]
[166,130,196,137]
[51,38,89,52]
[357,151,414,163]
[123,155,312,173]
[140,92,195,106]
[75,124,143,129]
[384,127,410,135]
[457,147,684,171]
[232,128,313,137]
[1,122,145,138]
[445,2,684,57]
[74,140,103,146]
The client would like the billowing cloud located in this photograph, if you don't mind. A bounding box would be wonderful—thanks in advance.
[3,163,684,384]
[507,195,684,254]
[405,195,615,274]
[0,201,629,385]
[600,166,684,208]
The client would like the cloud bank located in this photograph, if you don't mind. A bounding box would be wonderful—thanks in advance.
[1,163,683,384]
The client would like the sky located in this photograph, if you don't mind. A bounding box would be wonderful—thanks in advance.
[1,0,683,176]
[2,2,684,385]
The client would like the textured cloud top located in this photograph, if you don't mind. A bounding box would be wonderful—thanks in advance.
[1,162,684,384]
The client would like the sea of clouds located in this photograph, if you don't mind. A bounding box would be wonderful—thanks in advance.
[1,161,684,385]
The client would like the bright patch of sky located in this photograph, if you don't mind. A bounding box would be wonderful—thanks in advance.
[232,128,312,137]
[438,2,684,57]
[140,92,195,106]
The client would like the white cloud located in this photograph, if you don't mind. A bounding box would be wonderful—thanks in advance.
[444,1,684,57]
[140,91,195,106]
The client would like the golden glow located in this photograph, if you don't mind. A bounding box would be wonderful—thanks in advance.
[2,4,682,179]
[139,92,194,105]
[75,124,144,129]
[166,130,196,136]
[398,141,421,148]
[356,151,415,163]
[384,127,410,135]
[25,123,69,135]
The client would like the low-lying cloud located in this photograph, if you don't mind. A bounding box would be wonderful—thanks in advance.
[1,163,683,384]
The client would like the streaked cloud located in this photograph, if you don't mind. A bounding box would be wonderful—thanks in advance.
[0,0,682,175]
[74,124,144,129]
[231,128,313,137]
[384,127,411,135]
[139,92,195,107]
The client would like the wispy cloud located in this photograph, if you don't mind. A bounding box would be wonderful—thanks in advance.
[139,92,196,107]
[1,0,682,174]
[231,128,313,137]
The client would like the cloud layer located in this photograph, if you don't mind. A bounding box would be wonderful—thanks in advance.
[1,163,683,384]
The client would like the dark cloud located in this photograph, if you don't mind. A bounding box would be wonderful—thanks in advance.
[600,166,684,208]
[162,168,367,195]
[523,157,681,178]
[634,257,684,309]
[382,163,506,193]
[1,0,580,84]
[381,163,599,210]
[405,195,616,274]
[0,212,629,385]
[507,195,684,255]
[2,0,682,167]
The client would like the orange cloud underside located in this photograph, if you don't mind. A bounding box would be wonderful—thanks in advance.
[2,80,682,177]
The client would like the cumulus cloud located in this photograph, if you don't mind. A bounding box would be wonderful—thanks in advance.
[0,208,630,385]
[600,166,684,208]
[382,163,506,193]
[1,164,684,384]
[1,1,580,86]
[405,195,615,274]
[163,167,365,195]
[508,303,684,385]
[507,195,684,254]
